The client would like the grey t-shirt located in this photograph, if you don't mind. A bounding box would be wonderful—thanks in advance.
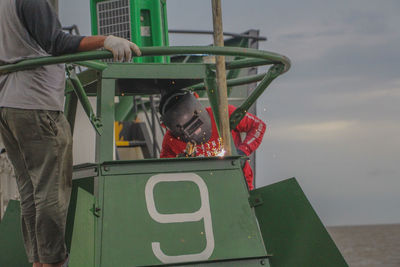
[0,0,84,111]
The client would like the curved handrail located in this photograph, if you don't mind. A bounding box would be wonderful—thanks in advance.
[0,46,291,130]
[0,46,290,74]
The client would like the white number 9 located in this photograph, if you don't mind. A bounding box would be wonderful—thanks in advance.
[145,173,215,264]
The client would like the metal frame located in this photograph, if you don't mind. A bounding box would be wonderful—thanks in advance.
[0,44,348,267]
[0,45,290,164]
[0,46,291,266]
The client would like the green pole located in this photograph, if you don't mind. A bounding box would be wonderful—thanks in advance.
[65,65,103,135]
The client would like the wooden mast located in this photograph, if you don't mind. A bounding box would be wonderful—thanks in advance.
[211,0,232,156]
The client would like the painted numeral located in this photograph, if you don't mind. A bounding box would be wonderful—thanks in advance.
[145,173,215,263]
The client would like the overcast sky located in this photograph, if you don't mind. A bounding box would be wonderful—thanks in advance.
[59,0,400,226]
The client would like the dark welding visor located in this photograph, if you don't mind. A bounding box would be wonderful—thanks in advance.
[160,92,212,143]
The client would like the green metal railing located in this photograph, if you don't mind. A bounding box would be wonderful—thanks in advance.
[0,46,290,74]
[0,46,290,130]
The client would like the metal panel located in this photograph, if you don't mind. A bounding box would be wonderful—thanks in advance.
[251,178,348,267]
[69,188,96,267]
[0,200,30,267]
[98,159,267,266]
[0,147,18,219]
[101,157,241,175]
[65,176,95,250]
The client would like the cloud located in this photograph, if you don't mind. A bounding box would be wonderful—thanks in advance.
[269,120,356,141]
[313,80,400,108]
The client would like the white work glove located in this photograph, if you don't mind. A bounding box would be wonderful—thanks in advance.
[104,35,141,62]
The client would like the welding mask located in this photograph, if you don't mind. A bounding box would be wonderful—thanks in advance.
[160,91,212,143]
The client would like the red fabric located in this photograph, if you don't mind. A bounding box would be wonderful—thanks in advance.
[160,105,266,190]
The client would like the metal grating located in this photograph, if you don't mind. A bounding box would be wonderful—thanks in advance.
[97,0,131,40]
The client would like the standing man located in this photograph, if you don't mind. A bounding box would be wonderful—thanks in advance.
[159,91,266,190]
[0,0,141,266]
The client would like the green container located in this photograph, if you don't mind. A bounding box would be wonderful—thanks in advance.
[68,158,270,266]
[90,0,169,63]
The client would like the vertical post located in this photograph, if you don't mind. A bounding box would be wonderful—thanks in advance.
[64,90,78,134]
[94,78,115,267]
[211,0,232,156]
[95,79,115,163]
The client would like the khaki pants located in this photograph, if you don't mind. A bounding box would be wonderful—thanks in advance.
[0,107,72,263]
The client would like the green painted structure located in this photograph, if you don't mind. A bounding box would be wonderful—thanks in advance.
[68,158,268,266]
[89,0,170,128]
[90,0,169,63]
[0,46,347,267]
[0,200,29,266]
[0,2,348,267]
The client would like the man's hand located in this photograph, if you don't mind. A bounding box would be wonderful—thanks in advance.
[104,35,141,62]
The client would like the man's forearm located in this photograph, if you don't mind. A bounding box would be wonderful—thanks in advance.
[77,35,141,62]
[77,36,107,52]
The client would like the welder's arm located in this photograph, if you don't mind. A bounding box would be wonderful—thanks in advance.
[160,133,177,158]
[235,112,266,156]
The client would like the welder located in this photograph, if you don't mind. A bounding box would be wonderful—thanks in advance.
[159,91,266,190]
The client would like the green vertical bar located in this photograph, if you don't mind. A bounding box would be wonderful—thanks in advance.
[90,0,102,35]
[138,0,166,63]
[149,1,164,63]
[95,79,115,162]
[94,78,115,267]
[151,1,163,46]
[160,0,170,63]
[95,173,105,267]
[131,0,143,63]
[64,90,78,134]
[204,66,220,134]
[139,9,155,63]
